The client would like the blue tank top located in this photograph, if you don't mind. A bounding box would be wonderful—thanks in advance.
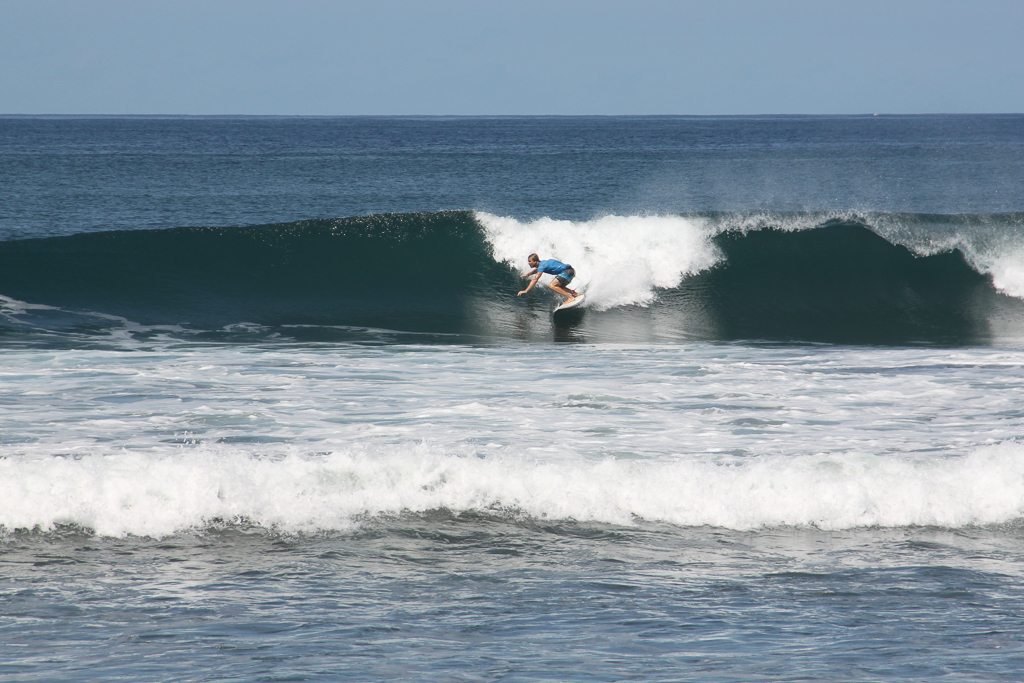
[537,259,571,276]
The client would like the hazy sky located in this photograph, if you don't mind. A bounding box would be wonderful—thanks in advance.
[1,0,1022,115]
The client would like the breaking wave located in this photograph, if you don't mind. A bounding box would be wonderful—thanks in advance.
[3,441,1023,537]
[1,210,1023,345]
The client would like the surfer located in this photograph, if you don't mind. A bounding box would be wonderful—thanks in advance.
[518,253,578,305]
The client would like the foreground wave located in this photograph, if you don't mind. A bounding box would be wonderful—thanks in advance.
[1,210,1023,345]
[3,442,1023,537]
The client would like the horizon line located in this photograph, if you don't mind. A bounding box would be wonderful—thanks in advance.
[3,112,1023,119]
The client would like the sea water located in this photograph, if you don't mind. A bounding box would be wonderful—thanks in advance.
[2,116,1024,681]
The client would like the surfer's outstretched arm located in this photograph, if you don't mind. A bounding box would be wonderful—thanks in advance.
[518,274,542,296]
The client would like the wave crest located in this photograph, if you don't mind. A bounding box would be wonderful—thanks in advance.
[4,442,1023,537]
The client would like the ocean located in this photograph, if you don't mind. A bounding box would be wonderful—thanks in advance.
[2,115,1024,681]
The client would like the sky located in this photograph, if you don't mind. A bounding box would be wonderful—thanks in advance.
[1,0,1022,115]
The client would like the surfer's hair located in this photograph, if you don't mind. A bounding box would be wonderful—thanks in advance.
[528,253,539,262]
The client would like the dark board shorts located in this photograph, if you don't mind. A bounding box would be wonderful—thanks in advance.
[553,267,575,287]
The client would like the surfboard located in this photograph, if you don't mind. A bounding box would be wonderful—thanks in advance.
[553,293,586,313]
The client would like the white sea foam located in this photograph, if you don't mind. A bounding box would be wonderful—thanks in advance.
[477,213,722,309]
[3,342,1024,538]
[3,441,1023,537]
[0,294,59,316]
[976,248,1024,300]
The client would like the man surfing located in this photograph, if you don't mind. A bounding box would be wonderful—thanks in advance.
[518,253,578,306]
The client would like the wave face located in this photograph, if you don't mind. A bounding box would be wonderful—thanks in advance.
[1,210,1022,346]
[0,212,515,344]
[683,220,996,344]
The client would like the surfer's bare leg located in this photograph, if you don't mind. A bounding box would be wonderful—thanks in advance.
[549,281,575,304]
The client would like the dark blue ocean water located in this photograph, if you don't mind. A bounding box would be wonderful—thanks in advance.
[3,116,1024,682]
[3,115,1023,240]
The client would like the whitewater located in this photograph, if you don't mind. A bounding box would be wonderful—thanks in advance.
[3,342,1024,535]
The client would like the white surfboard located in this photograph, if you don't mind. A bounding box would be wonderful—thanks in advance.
[553,293,586,313]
